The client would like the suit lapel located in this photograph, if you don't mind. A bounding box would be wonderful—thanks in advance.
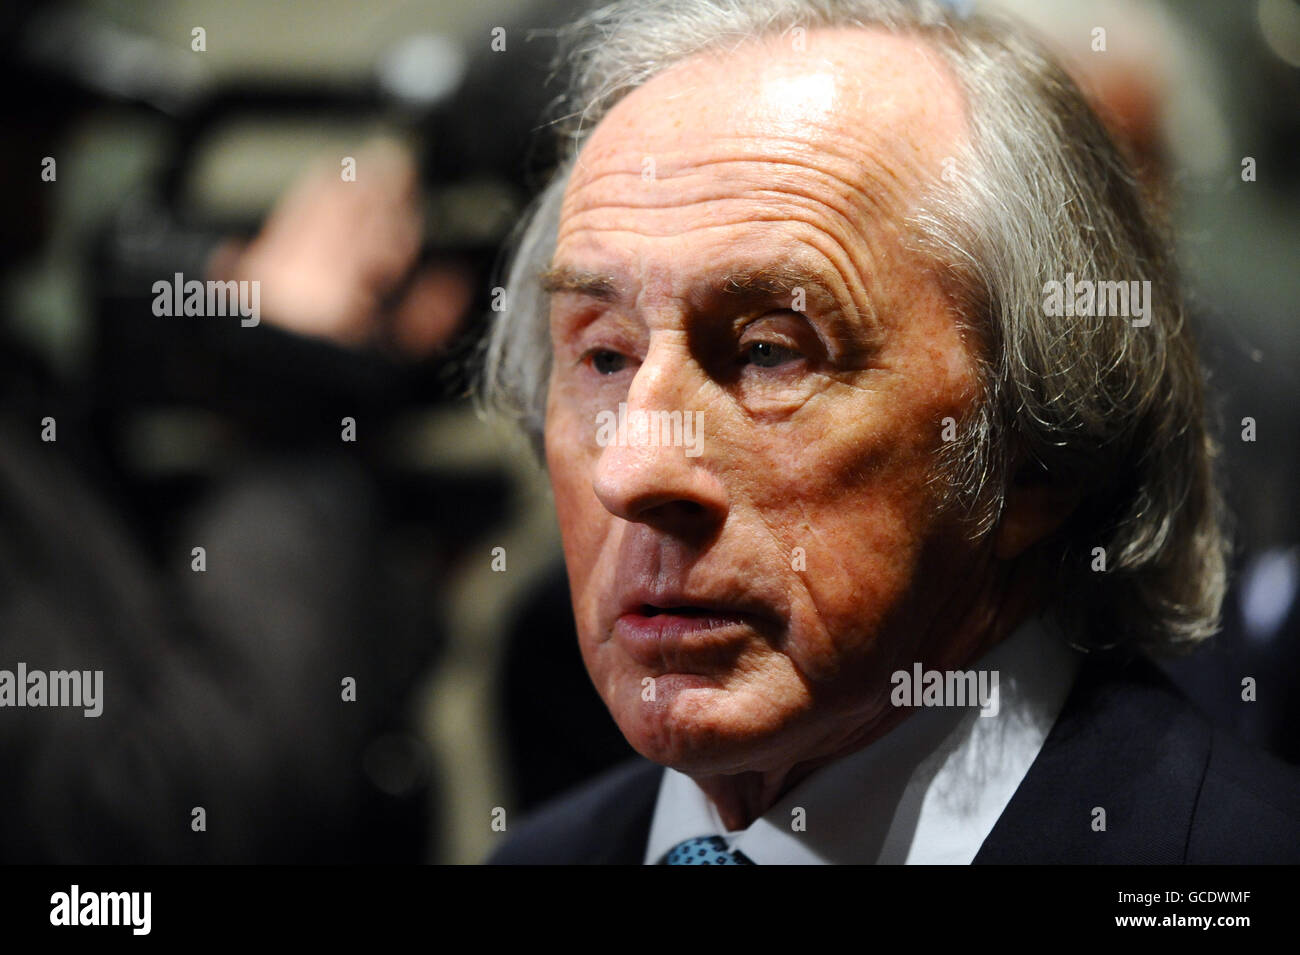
[974,652,1210,863]
[578,760,663,864]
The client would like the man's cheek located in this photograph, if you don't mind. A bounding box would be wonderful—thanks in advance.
[790,507,921,658]
[548,453,608,606]
[555,488,606,599]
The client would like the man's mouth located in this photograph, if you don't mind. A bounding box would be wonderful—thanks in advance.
[613,603,758,669]
[636,604,740,618]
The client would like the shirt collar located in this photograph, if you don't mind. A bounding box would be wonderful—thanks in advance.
[643,615,1082,864]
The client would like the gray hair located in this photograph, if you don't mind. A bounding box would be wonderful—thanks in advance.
[478,0,1229,655]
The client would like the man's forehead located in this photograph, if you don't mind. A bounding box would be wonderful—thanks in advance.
[569,26,967,191]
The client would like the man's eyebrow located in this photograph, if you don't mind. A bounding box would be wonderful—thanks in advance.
[718,266,870,326]
[720,266,828,300]
[538,266,622,301]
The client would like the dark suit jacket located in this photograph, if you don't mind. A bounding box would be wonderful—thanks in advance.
[488,652,1300,864]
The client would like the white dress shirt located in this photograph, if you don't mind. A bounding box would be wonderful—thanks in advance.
[643,616,1083,864]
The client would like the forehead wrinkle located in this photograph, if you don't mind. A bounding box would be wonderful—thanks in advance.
[560,112,932,294]
[555,210,886,342]
[564,130,916,217]
[557,161,903,281]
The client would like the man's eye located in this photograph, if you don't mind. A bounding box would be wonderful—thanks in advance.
[585,349,630,375]
[743,341,802,368]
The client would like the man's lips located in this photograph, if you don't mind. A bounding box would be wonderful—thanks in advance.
[613,603,761,670]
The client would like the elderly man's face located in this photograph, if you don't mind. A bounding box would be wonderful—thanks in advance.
[544,29,989,777]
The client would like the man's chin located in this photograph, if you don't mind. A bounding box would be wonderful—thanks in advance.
[605,677,790,776]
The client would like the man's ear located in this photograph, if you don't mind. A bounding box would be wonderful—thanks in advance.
[993,459,1081,560]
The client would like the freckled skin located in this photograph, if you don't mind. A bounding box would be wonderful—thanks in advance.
[544,29,1051,828]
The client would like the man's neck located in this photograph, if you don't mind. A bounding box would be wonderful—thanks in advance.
[691,705,915,831]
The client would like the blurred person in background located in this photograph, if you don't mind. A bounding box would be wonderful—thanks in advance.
[0,0,506,862]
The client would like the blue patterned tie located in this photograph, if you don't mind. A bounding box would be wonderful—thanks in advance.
[662,836,755,865]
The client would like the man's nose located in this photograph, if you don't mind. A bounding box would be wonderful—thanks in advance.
[591,340,726,537]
